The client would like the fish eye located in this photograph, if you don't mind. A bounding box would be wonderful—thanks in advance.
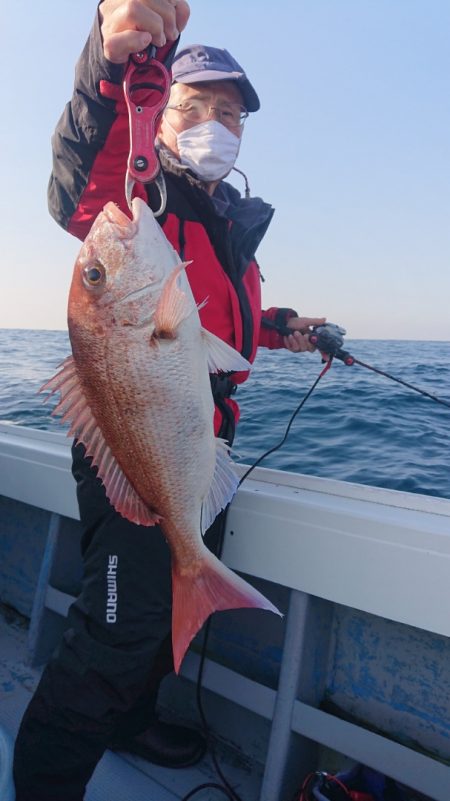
[82,262,105,289]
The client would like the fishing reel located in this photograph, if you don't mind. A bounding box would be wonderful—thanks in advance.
[260,317,354,364]
[309,323,354,365]
[309,323,345,355]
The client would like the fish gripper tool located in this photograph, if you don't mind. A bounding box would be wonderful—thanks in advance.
[123,46,171,216]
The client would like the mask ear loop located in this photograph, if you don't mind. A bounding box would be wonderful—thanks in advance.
[232,166,250,198]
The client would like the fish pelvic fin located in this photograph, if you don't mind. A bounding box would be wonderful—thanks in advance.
[172,549,282,674]
[202,328,251,373]
[39,355,161,527]
[201,438,239,535]
[154,261,194,337]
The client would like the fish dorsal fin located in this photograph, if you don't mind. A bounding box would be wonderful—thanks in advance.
[154,261,194,337]
[201,437,240,535]
[202,329,251,374]
[40,356,161,527]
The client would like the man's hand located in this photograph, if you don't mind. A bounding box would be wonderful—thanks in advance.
[100,0,191,63]
[283,316,327,353]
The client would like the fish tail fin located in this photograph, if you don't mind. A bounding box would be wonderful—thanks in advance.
[171,549,282,674]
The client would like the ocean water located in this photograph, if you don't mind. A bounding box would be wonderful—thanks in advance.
[0,329,449,499]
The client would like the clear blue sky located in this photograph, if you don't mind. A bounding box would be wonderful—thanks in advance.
[1,1,449,339]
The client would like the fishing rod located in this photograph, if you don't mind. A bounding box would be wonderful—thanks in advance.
[309,323,450,409]
[263,320,450,410]
[239,321,450,486]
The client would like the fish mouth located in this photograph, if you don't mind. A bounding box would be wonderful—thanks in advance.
[101,197,152,235]
[103,202,135,232]
[131,196,154,225]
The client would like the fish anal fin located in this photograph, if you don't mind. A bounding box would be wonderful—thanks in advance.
[98,451,162,527]
[154,261,194,337]
[201,438,239,535]
[39,355,159,527]
[171,550,282,674]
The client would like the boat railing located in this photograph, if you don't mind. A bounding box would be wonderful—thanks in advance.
[1,421,450,801]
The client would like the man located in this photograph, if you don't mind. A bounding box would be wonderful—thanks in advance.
[13,2,325,799]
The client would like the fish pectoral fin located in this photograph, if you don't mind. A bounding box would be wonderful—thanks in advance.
[154,261,194,338]
[202,329,251,374]
[200,438,239,535]
[39,355,160,528]
[171,549,282,674]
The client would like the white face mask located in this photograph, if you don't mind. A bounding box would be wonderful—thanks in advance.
[165,119,241,182]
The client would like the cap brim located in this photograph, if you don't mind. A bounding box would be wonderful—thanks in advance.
[173,69,260,112]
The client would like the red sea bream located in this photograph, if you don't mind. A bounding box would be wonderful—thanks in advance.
[41,198,281,672]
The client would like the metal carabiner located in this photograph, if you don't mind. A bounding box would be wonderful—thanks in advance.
[123,46,171,216]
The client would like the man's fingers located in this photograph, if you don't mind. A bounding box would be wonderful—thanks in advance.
[105,2,170,44]
[305,317,326,327]
[134,0,179,39]
[101,0,190,62]
[283,332,316,353]
[103,30,153,62]
[287,316,326,332]
[169,0,190,32]
[135,0,190,35]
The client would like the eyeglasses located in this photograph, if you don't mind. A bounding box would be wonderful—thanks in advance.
[166,98,249,128]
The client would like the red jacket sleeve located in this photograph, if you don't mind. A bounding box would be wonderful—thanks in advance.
[48,9,176,241]
[259,307,298,349]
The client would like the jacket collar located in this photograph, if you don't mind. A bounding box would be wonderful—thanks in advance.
[157,143,275,248]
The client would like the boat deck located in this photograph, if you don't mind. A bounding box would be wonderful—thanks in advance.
[0,605,262,801]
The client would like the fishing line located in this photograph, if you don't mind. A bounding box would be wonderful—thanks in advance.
[238,359,333,487]
[237,334,450,486]
[182,782,239,801]
[183,362,334,800]
[182,508,245,801]
[185,361,333,800]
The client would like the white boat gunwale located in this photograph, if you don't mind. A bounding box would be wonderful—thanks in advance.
[1,421,450,801]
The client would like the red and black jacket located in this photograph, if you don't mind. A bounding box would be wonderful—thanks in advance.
[48,16,297,441]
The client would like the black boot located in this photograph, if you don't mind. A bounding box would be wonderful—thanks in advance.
[110,718,207,768]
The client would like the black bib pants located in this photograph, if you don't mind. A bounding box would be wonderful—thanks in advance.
[13,441,224,801]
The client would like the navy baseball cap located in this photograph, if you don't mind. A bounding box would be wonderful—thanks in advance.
[171,45,260,112]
